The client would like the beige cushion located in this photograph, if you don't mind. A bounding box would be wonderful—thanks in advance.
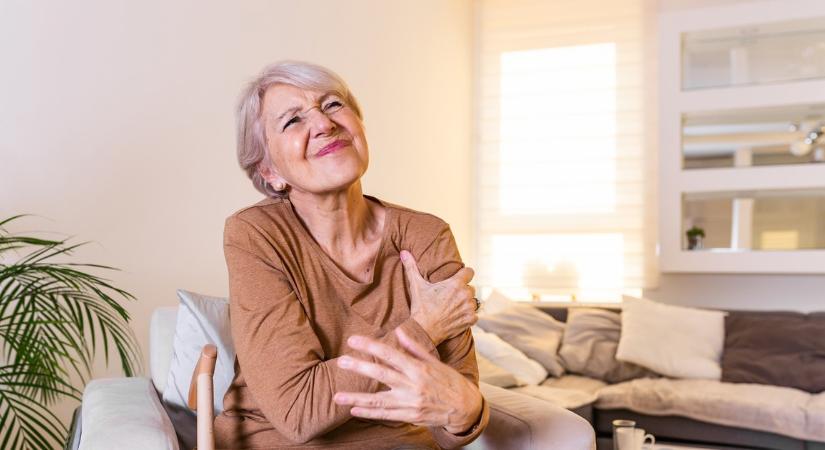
[477,353,521,388]
[542,374,607,396]
[477,303,566,376]
[596,378,819,441]
[558,308,657,383]
[806,393,825,441]
[616,297,726,380]
[511,385,597,410]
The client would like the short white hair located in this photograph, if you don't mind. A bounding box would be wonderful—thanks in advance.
[236,61,363,197]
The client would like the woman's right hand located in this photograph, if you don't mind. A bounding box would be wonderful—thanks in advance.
[400,250,478,346]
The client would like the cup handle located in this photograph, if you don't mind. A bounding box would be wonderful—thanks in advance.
[644,433,655,447]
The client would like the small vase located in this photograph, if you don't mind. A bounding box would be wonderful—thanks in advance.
[687,235,703,250]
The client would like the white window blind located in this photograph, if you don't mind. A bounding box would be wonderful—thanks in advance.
[473,0,658,302]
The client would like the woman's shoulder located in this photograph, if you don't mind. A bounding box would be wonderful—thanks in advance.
[375,196,453,246]
[377,197,448,229]
[223,197,291,244]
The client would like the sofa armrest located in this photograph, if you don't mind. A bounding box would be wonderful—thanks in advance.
[64,406,82,450]
[464,382,596,450]
[78,377,179,450]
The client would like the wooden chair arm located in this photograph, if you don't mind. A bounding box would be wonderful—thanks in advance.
[187,344,217,410]
[187,344,217,450]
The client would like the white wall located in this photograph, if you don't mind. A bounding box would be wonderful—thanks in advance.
[0,0,472,426]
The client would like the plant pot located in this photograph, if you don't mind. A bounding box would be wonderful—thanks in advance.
[687,235,703,250]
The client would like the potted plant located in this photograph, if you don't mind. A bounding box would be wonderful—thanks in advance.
[0,215,141,449]
[686,226,705,250]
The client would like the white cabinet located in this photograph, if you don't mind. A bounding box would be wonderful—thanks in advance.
[658,0,825,273]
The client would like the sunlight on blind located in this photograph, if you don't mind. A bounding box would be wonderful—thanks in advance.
[500,44,617,215]
[490,233,625,300]
[474,0,657,303]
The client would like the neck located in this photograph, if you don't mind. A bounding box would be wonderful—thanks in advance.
[287,181,380,251]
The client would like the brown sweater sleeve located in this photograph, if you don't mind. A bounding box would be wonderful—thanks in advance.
[413,222,490,449]
[224,216,438,444]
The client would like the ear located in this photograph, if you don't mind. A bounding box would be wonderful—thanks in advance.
[257,161,285,187]
[258,161,283,186]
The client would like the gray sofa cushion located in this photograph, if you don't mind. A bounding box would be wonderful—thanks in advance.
[477,304,566,377]
[558,308,657,383]
[477,354,521,388]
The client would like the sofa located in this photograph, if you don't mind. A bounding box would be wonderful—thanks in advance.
[471,299,825,450]
[66,300,597,450]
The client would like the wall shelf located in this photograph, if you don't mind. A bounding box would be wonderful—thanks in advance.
[658,0,825,274]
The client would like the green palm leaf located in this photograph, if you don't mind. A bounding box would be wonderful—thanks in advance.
[0,216,143,449]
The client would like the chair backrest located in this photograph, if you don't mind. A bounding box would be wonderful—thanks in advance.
[149,306,178,394]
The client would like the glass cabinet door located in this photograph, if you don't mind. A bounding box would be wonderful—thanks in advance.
[682,17,825,90]
[682,188,825,251]
[682,103,825,169]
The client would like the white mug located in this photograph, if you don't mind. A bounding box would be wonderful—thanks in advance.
[615,427,655,450]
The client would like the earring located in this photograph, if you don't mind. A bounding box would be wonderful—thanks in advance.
[274,181,287,191]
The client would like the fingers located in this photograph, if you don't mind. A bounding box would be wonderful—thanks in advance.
[400,250,426,285]
[348,406,425,424]
[334,391,433,416]
[396,327,438,363]
[334,390,398,409]
[337,354,407,387]
[346,335,418,374]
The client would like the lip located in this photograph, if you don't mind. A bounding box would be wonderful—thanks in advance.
[316,139,350,157]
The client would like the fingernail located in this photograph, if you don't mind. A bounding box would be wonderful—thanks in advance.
[339,356,352,368]
[400,251,409,262]
[348,335,362,346]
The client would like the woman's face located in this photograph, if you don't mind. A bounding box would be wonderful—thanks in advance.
[259,83,369,196]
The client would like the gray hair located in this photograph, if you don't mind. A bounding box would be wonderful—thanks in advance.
[236,61,363,197]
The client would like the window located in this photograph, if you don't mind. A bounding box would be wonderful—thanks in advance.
[473,0,658,302]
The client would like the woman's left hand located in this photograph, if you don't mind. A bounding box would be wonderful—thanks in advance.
[334,328,483,434]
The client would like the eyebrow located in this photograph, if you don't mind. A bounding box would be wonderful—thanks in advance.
[277,106,302,121]
[275,93,339,121]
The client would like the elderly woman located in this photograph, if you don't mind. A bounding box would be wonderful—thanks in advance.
[214,61,489,450]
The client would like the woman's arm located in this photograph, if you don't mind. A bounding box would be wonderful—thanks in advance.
[224,217,440,444]
[336,222,490,449]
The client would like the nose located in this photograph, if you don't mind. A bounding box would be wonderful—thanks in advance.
[305,107,336,137]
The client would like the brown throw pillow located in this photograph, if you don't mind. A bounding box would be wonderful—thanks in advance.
[558,308,657,384]
[722,311,825,393]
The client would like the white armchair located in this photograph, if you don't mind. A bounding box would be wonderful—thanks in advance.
[68,306,595,450]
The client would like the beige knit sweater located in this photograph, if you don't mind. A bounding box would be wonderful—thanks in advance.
[214,195,489,450]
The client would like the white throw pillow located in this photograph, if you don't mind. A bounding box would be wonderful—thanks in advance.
[616,297,726,380]
[161,290,235,450]
[471,326,548,385]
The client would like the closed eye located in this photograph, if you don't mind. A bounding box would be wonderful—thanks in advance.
[323,100,343,112]
[283,116,300,131]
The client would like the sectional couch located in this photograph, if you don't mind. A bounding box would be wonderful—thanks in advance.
[473,301,825,450]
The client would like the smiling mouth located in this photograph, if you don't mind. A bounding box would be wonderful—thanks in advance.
[316,139,350,157]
